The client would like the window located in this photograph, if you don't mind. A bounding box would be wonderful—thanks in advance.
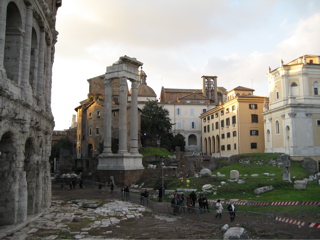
[251,114,258,123]
[212,123,214,130]
[89,112,92,118]
[211,114,214,119]
[207,125,210,132]
[89,128,92,136]
[177,122,182,129]
[227,144,231,150]
[170,93,174,98]
[215,113,219,118]
[177,108,181,115]
[202,109,206,113]
[227,132,230,138]
[204,126,206,133]
[275,121,280,134]
[232,116,236,125]
[221,145,225,151]
[215,122,219,129]
[249,104,257,109]
[275,87,279,99]
[186,100,191,103]
[226,108,229,113]
[207,116,210,121]
[317,120,320,126]
[221,134,225,139]
[190,108,194,115]
[251,143,257,149]
[313,81,319,95]
[234,143,237,150]
[96,127,99,135]
[194,95,197,99]
[221,120,225,128]
[250,130,259,136]
[221,110,224,116]
[232,105,236,111]
[97,111,101,118]
[191,122,196,129]
[233,131,237,137]
[226,118,230,126]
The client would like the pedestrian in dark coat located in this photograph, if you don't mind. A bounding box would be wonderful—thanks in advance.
[227,202,236,222]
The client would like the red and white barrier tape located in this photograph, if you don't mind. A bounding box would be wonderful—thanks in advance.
[271,201,300,206]
[308,222,320,228]
[275,216,305,226]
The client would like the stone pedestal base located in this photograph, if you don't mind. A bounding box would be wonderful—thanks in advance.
[97,169,144,187]
[97,153,144,186]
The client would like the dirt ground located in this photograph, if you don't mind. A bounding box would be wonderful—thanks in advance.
[52,183,320,239]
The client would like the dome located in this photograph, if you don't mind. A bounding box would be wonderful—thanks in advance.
[129,67,156,97]
[138,84,156,96]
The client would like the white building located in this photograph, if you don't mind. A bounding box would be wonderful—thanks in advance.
[159,76,227,152]
[264,55,320,167]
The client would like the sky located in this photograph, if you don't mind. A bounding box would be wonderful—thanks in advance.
[52,0,320,130]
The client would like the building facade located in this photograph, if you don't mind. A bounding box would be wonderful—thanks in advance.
[264,55,320,165]
[159,76,227,152]
[0,0,61,226]
[201,86,268,157]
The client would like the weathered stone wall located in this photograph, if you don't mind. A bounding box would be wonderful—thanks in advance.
[0,0,61,226]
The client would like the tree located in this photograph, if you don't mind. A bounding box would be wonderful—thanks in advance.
[141,100,172,148]
[171,133,186,151]
[50,137,72,162]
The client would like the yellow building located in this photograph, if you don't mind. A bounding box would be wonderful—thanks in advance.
[264,55,320,163]
[200,86,268,157]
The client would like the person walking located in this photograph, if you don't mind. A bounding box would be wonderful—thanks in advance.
[110,182,114,194]
[189,191,197,208]
[215,199,223,219]
[202,195,209,212]
[171,194,180,215]
[227,201,236,222]
[198,195,204,214]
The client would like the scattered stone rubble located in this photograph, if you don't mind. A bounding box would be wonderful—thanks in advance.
[3,199,149,240]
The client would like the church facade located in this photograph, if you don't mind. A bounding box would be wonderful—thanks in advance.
[264,55,320,166]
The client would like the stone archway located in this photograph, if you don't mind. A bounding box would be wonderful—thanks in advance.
[0,131,20,225]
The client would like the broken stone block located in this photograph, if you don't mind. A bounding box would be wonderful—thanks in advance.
[254,186,274,194]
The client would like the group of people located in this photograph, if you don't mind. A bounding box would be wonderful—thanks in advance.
[171,192,236,222]
[61,179,83,191]
[215,199,236,222]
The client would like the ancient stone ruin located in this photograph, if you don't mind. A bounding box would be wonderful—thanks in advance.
[0,0,61,226]
[97,56,144,186]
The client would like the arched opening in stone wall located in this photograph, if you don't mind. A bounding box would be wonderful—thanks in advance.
[188,134,197,146]
[0,131,16,225]
[216,135,220,153]
[24,137,37,215]
[29,28,38,93]
[4,2,23,84]
[204,138,207,154]
[212,136,216,153]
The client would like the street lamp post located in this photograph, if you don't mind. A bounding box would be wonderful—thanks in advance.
[161,160,165,201]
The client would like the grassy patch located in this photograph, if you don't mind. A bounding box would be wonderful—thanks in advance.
[141,147,174,157]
